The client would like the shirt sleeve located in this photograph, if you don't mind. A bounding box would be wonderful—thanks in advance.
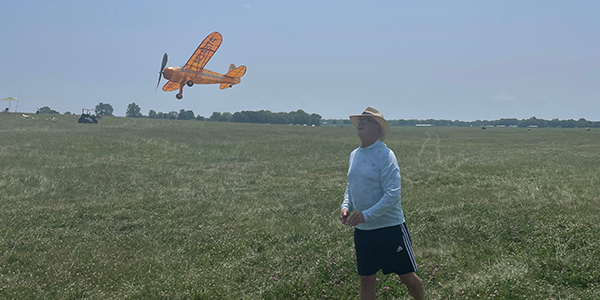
[362,150,401,222]
[341,183,353,212]
[341,150,355,212]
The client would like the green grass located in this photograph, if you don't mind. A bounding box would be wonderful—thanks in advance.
[1,113,599,299]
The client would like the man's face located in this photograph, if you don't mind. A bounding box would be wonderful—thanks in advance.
[356,117,380,139]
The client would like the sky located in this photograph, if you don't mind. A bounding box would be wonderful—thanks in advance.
[1,0,599,121]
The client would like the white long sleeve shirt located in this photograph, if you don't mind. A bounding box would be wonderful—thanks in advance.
[341,140,405,230]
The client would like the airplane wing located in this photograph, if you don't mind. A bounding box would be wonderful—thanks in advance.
[162,80,180,92]
[182,31,223,74]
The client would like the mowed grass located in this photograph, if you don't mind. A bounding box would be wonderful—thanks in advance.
[1,113,599,299]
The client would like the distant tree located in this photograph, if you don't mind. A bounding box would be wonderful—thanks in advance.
[37,106,60,114]
[256,110,272,123]
[577,118,591,128]
[549,118,560,128]
[308,113,322,126]
[209,112,222,121]
[519,116,546,127]
[232,111,249,123]
[453,119,468,127]
[148,109,157,118]
[64,111,72,115]
[196,115,205,121]
[178,109,187,120]
[563,119,576,128]
[497,118,518,126]
[178,109,195,120]
[273,112,291,124]
[167,111,178,119]
[288,109,309,124]
[185,110,195,120]
[126,102,142,117]
[95,102,114,116]
[218,112,233,122]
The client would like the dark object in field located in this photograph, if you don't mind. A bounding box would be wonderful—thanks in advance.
[78,114,98,124]
[78,108,99,124]
[481,127,486,130]
[586,127,591,131]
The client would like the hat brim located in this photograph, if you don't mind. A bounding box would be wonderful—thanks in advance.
[349,115,390,141]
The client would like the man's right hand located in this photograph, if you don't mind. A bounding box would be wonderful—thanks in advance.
[340,208,349,225]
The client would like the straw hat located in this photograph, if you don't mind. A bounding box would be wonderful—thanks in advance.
[349,107,390,141]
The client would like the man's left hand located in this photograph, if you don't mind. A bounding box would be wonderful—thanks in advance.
[347,211,366,226]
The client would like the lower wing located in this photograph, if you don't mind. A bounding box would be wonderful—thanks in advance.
[162,80,180,92]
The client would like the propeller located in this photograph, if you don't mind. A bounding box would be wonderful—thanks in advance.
[155,53,168,91]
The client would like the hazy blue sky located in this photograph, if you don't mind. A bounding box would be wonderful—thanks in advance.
[1,0,599,120]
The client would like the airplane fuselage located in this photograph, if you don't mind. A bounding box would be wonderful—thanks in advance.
[163,67,240,85]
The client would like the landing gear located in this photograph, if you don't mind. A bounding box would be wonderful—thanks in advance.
[186,80,194,87]
[176,81,185,100]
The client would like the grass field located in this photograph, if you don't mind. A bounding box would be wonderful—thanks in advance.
[1,113,599,299]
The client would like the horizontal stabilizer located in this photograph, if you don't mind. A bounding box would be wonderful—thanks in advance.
[224,65,246,78]
[220,83,233,89]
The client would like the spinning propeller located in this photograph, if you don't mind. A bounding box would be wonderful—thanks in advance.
[155,53,168,91]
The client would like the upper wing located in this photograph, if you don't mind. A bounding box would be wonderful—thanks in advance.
[182,32,223,74]
[162,80,180,92]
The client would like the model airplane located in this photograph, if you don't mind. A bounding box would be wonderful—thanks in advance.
[156,31,246,99]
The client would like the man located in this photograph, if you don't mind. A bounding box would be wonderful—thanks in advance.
[340,107,424,300]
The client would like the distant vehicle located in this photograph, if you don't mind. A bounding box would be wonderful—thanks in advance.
[78,108,98,124]
[156,31,247,100]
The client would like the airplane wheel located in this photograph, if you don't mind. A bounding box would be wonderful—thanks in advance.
[187,80,194,87]
[176,94,183,100]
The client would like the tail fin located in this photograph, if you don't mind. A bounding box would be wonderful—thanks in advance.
[220,65,246,89]
[224,65,246,78]
[228,63,236,73]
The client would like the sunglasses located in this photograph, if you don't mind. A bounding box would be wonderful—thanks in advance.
[356,118,378,125]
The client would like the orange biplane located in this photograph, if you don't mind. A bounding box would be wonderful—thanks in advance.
[156,31,246,99]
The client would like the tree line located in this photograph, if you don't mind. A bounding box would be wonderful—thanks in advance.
[33,104,599,128]
[208,109,322,125]
[323,116,600,128]
[104,103,323,125]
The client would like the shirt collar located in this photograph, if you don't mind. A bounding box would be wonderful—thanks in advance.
[358,140,383,151]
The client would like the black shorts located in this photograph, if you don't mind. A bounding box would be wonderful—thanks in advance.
[354,223,418,276]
